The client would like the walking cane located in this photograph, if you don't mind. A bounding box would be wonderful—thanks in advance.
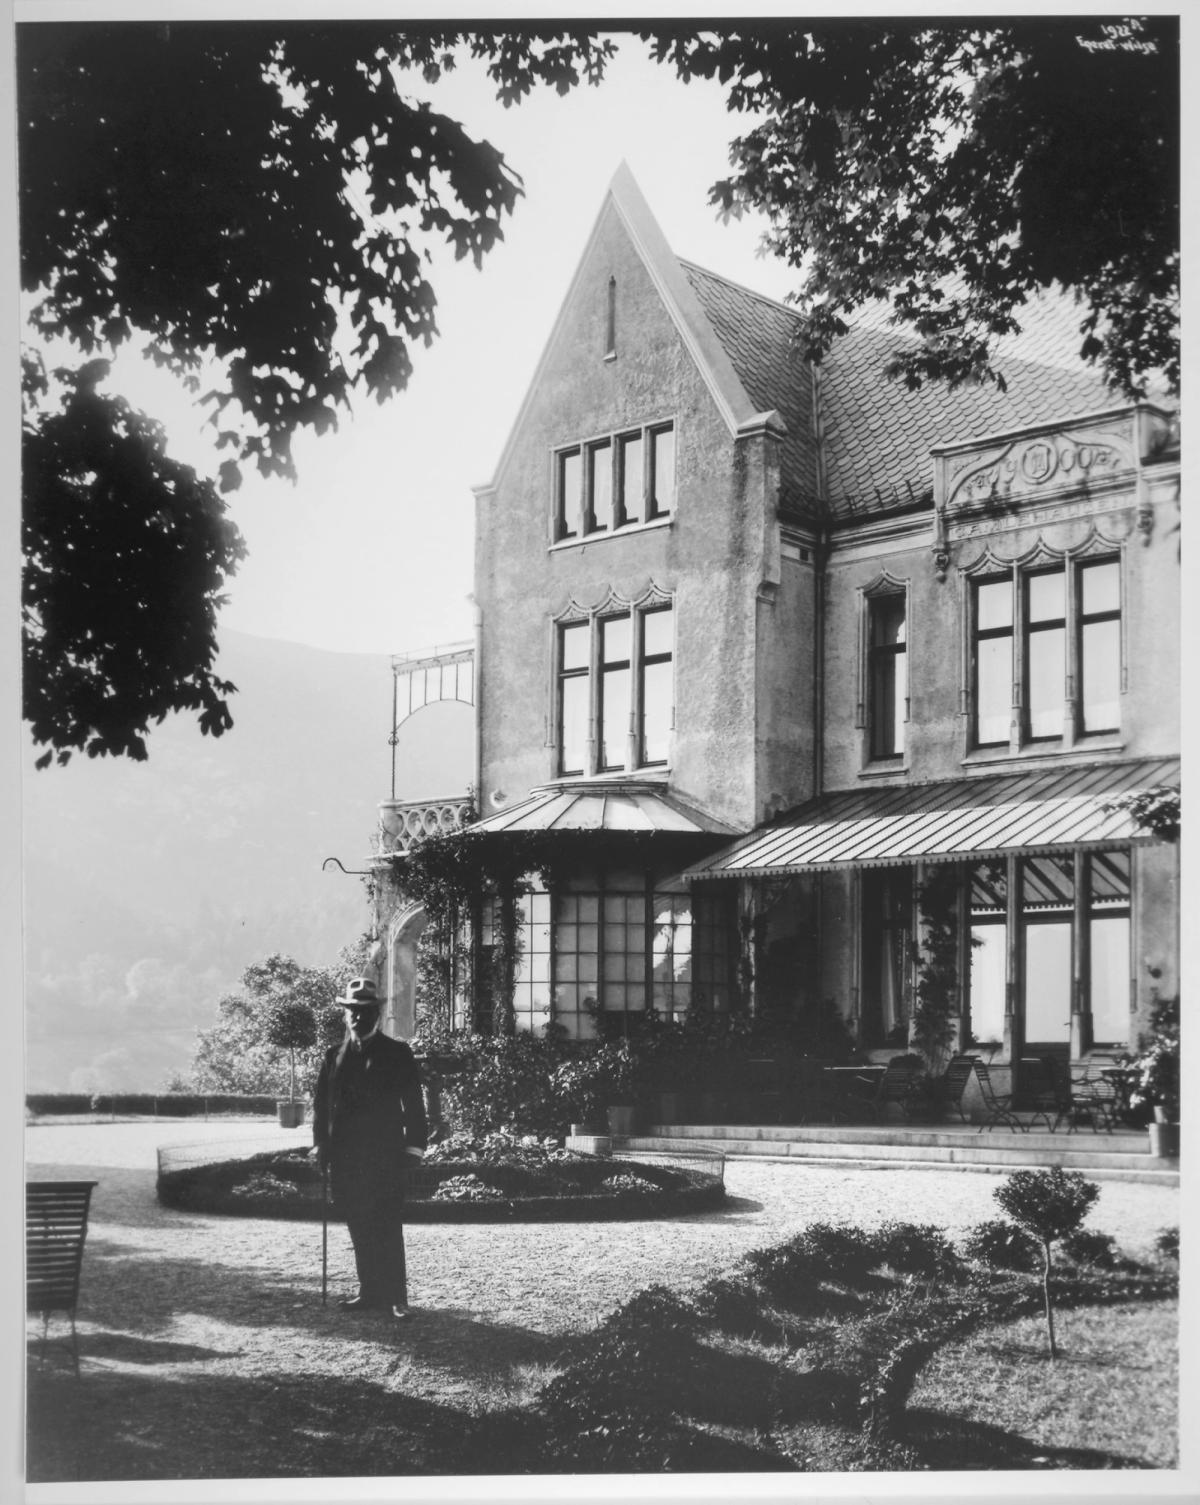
[321,1161,329,1306]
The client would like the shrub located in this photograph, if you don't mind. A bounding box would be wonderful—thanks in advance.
[993,1167,1101,1359]
[740,1222,885,1298]
[960,1218,1039,1272]
[1154,1227,1180,1262]
[600,1173,659,1195]
[228,1172,294,1201]
[873,1222,962,1282]
[431,1174,505,1203]
[1060,1229,1124,1270]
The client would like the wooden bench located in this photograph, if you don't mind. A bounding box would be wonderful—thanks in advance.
[27,1180,98,1374]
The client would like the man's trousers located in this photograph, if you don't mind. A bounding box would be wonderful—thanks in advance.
[335,1174,408,1307]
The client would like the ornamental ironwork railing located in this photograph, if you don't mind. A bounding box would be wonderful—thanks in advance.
[377,797,474,855]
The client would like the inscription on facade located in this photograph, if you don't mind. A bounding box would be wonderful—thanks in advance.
[948,496,1135,541]
[943,424,1135,514]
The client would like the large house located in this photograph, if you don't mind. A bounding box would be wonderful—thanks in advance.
[369,166,1180,1100]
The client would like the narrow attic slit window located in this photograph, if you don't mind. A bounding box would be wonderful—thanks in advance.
[605,275,617,358]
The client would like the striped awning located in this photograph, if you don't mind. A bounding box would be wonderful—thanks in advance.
[685,758,1179,880]
[470,780,737,837]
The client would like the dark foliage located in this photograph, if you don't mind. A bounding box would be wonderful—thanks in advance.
[26,1091,276,1116]
[21,360,246,766]
[650,18,1179,396]
[482,1216,1174,1473]
[960,1218,1040,1273]
[18,23,614,763]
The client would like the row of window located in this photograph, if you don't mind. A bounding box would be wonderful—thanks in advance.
[862,851,1131,1050]
[555,422,675,542]
[481,874,736,1039]
[558,603,674,777]
[865,555,1122,761]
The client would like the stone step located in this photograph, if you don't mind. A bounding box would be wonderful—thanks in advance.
[646,1122,1151,1153]
[609,1126,1177,1186]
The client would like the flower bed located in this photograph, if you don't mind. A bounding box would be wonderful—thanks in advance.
[156,1137,725,1222]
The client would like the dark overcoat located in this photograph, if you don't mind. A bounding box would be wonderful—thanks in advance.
[313,1032,428,1203]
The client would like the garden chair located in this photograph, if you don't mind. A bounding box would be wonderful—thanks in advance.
[1068,1061,1119,1133]
[1016,1056,1063,1133]
[974,1061,1026,1133]
[847,1055,923,1121]
[26,1180,98,1375]
[788,1057,845,1124]
[924,1054,978,1125]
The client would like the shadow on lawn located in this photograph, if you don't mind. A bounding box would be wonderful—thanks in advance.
[900,1406,1154,1471]
[26,1363,490,1482]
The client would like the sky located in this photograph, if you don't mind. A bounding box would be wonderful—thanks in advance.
[93,31,803,658]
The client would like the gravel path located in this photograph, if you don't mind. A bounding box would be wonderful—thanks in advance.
[25,1119,1181,1484]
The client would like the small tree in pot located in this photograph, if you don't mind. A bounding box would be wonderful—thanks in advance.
[265,995,317,1126]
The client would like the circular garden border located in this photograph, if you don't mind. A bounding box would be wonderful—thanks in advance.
[157,1145,726,1222]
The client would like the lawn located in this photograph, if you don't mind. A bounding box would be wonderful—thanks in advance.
[904,1299,1178,1469]
[467,1220,1180,1474]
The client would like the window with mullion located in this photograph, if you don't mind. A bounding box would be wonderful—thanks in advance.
[973,576,1014,747]
[638,605,673,766]
[616,431,644,527]
[1079,559,1121,734]
[648,425,674,519]
[558,621,590,776]
[1023,566,1066,741]
[556,448,583,541]
[867,593,907,759]
[599,615,631,771]
[586,439,613,533]
[555,421,672,541]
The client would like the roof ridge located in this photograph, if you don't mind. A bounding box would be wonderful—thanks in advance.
[678,257,806,326]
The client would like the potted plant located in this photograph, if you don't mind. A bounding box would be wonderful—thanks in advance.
[265,996,317,1128]
[1128,993,1180,1157]
[602,1038,639,1136]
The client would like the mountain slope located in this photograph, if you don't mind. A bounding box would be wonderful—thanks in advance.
[22,629,456,1091]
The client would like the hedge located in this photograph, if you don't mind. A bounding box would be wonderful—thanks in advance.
[26,1092,279,1117]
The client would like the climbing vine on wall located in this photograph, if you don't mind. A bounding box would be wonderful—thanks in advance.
[911,866,963,1073]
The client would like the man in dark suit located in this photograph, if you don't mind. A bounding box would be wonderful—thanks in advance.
[313,977,428,1319]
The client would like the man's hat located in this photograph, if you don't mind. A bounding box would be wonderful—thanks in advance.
[335,977,382,1009]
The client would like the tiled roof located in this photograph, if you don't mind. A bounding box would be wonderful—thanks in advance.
[681,261,819,509]
[681,262,1128,524]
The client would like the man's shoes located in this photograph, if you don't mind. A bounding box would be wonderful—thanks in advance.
[387,1304,413,1321]
[338,1295,375,1312]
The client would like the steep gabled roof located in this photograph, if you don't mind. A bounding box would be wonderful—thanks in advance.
[480,168,1149,524]
[682,261,819,510]
[477,164,782,497]
[681,260,1120,524]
